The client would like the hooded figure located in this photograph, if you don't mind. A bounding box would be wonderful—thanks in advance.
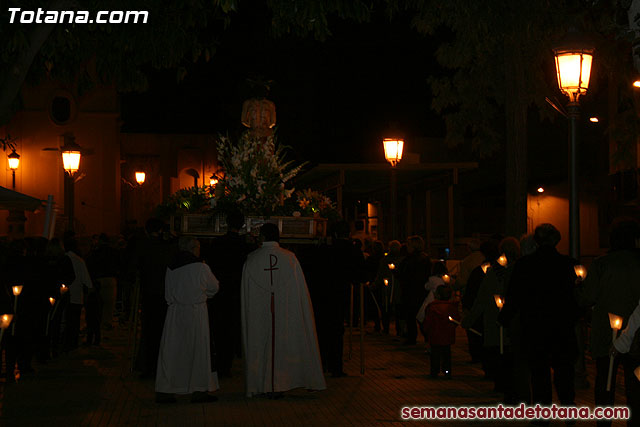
[241,223,326,397]
[155,236,219,403]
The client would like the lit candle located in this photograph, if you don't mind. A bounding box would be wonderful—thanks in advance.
[449,316,482,336]
[388,263,395,270]
[497,254,507,267]
[607,313,624,391]
[0,313,13,345]
[494,295,505,354]
[442,274,451,284]
[49,297,55,306]
[11,285,22,335]
[383,279,389,287]
[574,265,587,280]
[481,263,491,274]
[60,284,68,294]
[46,297,56,336]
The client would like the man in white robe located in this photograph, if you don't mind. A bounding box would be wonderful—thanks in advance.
[155,236,220,403]
[241,223,326,398]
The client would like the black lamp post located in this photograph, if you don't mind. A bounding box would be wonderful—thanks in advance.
[383,138,404,239]
[7,149,20,190]
[61,134,82,232]
[553,31,594,260]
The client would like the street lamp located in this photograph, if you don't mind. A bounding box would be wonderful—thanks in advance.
[60,133,82,231]
[7,149,19,190]
[553,30,593,260]
[135,171,146,185]
[383,137,404,239]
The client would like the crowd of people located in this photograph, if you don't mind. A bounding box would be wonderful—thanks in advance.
[1,214,639,425]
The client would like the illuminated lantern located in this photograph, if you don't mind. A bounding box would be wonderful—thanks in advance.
[383,138,404,167]
[553,33,594,103]
[12,285,23,296]
[7,149,19,170]
[61,135,82,175]
[135,171,146,185]
[442,274,451,284]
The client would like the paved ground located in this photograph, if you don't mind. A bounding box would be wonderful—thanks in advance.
[0,320,630,426]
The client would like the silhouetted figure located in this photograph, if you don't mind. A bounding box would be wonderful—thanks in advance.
[576,218,640,427]
[205,209,252,377]
[499,224,579,417]
[373,240,404,335]
[87,233,119,329]
[463,237,521,402]
[63,236,93,352]
[462,239,499,368]
[397,236,431,345]
[135,218,178,378]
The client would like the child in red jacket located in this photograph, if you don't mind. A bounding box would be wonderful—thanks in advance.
[423,285,458,378]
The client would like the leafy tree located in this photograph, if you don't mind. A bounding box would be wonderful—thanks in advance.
[403,0,577,237]
[0,0,371,129]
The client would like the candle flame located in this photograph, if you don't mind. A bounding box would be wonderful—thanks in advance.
[442,274,450,284]
[608,312,623,330]
[49,297,55,306]
[497,254,507,267]
[574,265,587,280]
[0,314,13,328]
[494,295,504,310]
[384,279,389,286]
[12,285,23,296]
[481,263,491,274]
[388,263,395,270]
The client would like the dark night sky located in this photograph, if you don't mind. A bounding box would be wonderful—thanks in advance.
[120,8,446,165]
[120,5,609,188]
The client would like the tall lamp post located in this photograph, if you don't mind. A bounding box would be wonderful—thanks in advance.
[553,32,593,260]
[61,134,82,232]
[7,149,20,190]
[383,138,404,239]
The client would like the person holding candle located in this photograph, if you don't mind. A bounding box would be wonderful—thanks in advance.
[63,235,94,352]
[372,240,404,336]
[575,217,640,427]
[423,285,458,378]
[463,236,521,402]
[498,223,580,412]
[397,236,431,346]
[461,238,499,370]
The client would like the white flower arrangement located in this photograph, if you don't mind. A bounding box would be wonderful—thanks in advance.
[216,133,305,216]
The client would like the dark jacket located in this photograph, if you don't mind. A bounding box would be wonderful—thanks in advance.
[499,246,579,357]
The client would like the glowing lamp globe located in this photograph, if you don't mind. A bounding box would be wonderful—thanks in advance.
[62,150,81,175]
[383,138,404,167]
[135,171,146,185]
[8,149,20,170]
[553,32,594,103]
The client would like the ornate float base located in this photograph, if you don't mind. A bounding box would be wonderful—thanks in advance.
[170,214,327,239]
